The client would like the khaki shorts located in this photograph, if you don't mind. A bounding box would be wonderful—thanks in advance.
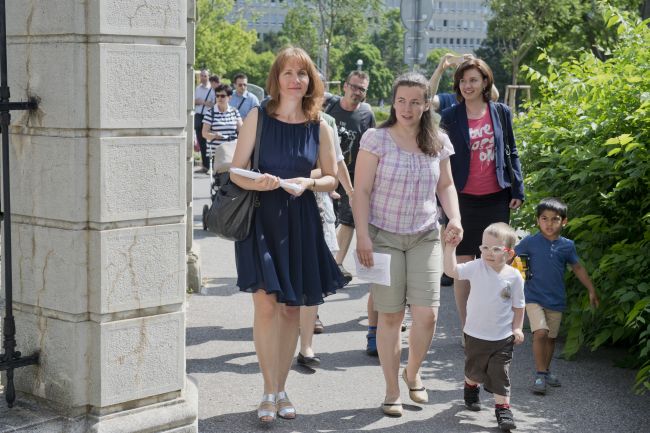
[526,303,563,338]
[464,334,514,397]
[368,225,441,313]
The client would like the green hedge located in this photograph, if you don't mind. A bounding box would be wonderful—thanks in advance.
[513,8,650,393]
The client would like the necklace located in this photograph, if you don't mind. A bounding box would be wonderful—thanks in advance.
[466,104,487,119]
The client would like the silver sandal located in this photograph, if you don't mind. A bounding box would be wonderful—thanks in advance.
[257,393,276,423]
[276,391,296,419]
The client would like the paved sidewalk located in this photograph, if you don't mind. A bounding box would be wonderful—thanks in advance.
[188,172,649,433]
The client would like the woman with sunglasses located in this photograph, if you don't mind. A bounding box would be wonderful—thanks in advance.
[202,83,243,158]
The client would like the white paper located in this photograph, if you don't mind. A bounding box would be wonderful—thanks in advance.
[353,252,391,286]
[229,167,303,192]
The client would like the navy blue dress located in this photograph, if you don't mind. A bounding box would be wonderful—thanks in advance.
[235,108,346,306]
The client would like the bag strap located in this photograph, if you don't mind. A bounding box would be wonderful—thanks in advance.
[200,88,212,115]
[496,103,515,185]
[252,106,263,170]
[237,96,246,111]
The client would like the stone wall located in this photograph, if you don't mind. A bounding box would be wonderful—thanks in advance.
[2,1,198,430]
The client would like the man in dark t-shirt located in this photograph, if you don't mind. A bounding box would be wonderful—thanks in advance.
[324,71,375,270]
[324,70,377,356]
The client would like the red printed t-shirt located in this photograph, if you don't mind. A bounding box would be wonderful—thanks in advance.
[462,108,502,195]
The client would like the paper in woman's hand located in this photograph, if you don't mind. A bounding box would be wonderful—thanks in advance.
[229,167,303,192]
[353,252,391,286]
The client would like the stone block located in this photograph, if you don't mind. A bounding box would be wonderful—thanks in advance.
[187,0,196,22]
[90,312,186,407]
[8,134,87,222]
[88,0,186,38]
[185,159,194,203]
[186,203,194,251]
[186,20,195,65]
[186,112,194,157]
[88,225,186,314]
[186,69,195,113]
[88,44,185,129]
[8,42,87,129]
[5,1,86,36]
[88,136,185,222]
[11,224,88,315]
[13,311,91,408]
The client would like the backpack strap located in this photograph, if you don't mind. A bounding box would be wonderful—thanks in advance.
[324,95,340,114]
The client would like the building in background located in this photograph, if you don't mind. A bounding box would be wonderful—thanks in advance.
[229,0,487,54]
[230,0,293,41]
[426,1,489,52]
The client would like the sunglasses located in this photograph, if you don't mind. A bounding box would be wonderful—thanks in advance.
[215,94,228,99]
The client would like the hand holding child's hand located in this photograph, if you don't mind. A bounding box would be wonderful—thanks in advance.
[444,219,463,246]
[444,229,459,245]
[512,328,524,345]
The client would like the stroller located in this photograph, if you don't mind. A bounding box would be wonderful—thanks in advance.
[202,138,237,230]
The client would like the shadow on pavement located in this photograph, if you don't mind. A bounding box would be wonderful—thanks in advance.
[186,351,258,375]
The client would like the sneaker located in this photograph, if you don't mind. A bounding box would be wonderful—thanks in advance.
[531,375,547,395]
[546,373,561,387]
[495,407,517,431]
[463,385,481,411]
[338,264,353,284]
[366,332,378,356]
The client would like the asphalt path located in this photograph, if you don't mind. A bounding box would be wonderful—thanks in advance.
[188,171,649,433]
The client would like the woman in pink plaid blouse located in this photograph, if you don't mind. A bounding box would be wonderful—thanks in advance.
[353,72,463,417]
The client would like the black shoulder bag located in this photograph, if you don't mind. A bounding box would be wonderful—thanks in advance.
[205,108,263,241]
[496,103,515,191]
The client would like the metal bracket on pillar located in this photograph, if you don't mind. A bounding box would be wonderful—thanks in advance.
[0,0,40,408]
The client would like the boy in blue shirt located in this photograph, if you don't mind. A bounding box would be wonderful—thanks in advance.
[515,198,599,395]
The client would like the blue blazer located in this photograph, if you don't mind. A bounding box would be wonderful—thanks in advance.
[440,101,525,201]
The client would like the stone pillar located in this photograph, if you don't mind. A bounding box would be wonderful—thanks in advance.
[186,0,202,293]
[3,1,198,431]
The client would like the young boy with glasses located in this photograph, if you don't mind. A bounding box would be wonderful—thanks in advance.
[515,198,599,395]
[444,222,525,431]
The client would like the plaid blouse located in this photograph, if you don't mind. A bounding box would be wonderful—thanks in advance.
[360,128,454,234]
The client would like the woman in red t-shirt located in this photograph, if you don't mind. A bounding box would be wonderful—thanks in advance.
[440,59,525,340]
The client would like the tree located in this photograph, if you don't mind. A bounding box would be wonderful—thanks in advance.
[278,5,319,60]
[513,8,650,393]
[340,42,393,102]
[486,0,579,85]
[370,8,407,77]
[253,31,283,55]
[484,0,644,87]
[194,0,257,77]
[236,51,275,89]
[306,0,381,80]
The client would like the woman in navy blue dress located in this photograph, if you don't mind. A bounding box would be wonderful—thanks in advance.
[230,47,345,423]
